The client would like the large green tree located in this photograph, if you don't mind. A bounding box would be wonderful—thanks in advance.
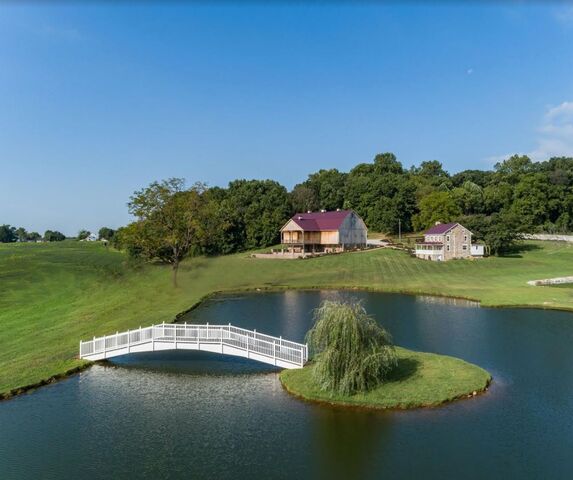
[0,225,16,243]
[226,179,291,249]
[343,153,416,233]
[44,230,65,242]
[123,178,210,286]
[98,227,115,241]
[412,191,462,231]
[294,168,347,212]
[452,181,484,215]
[458,212,523,255]
[77,230,90,241]
[289,184,320,214]
[14,227,28,242]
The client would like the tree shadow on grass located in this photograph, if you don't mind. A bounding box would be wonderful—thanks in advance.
[495,242,543,259]
[386,357,420,383]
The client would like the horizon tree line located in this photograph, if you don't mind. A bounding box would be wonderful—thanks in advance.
[0,226,116,243]
[5,152,573,261]
[113,152,573,277]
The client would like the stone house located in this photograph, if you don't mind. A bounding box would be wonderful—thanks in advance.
[415,222,483,261]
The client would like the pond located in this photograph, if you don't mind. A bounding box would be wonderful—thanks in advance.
[2,291,573,479]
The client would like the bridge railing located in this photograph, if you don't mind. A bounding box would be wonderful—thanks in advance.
[80,323,308,367]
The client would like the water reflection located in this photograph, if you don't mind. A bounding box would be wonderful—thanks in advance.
[415,295,480,308]
[312,408,392,480]
[2,291,573,480]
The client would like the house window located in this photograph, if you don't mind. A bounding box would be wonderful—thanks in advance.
[464,235,467,242]
[446,245,450,251]
[462,245,468,251]
[446,235,450,242]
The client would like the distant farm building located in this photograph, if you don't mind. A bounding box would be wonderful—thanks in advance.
[280,210,367,254]
[81,233,98,242]
[415,222,484,261]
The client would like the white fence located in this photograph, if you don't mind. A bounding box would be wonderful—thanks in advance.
[79,323,308,369]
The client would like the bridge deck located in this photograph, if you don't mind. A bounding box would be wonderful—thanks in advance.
[79,323,308,369]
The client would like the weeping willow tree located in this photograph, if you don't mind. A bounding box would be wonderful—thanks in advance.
[306,300,397,396]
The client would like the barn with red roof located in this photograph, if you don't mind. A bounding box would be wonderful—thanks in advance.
[280,210,367,253]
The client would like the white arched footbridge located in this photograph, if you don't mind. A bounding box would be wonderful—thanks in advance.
[79,323,308,369]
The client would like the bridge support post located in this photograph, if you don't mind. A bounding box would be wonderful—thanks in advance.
[151,324,155,351]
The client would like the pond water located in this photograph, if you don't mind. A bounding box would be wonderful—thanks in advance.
[2,291,573,479]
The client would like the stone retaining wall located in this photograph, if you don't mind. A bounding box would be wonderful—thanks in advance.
[527,276,573,286]
[524,234,573,242]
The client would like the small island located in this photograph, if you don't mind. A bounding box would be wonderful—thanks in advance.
[280,300,491,410]
[281,347,491,409]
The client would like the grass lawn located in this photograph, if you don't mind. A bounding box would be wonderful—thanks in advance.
[279,347,492,409]
[0,239,572,397]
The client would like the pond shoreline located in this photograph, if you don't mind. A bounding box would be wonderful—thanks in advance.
[279,348,492,411]
[0,363,91,401]
[1,284,569,403]
[279,375,492,412]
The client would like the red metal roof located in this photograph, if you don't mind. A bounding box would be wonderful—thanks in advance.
[289,210,352,231]
[424,222,458,235]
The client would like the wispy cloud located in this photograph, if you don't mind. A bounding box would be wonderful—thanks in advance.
[529,102,573,161]
[485,101,573,166]
[554,6,573,26]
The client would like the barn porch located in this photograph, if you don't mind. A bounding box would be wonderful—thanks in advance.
[281,229,343,254]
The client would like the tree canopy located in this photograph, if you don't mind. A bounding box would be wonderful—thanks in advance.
[106,152,573,265]
[119,178,211,285]
[98,227,115,241]
[77,230,91,241]
[0,225,16,243]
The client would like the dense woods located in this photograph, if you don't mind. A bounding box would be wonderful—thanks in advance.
[114,153,573,259]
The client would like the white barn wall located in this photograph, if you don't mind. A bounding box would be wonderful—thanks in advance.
[338,211,368,246]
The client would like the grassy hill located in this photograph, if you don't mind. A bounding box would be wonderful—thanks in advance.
[1,240,572,397]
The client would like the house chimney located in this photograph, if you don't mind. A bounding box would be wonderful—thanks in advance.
[435,221,442,226]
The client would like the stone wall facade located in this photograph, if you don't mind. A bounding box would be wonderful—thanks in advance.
[443,224,473,260]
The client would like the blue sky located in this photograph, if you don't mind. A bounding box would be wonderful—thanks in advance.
[2,2,573,234]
